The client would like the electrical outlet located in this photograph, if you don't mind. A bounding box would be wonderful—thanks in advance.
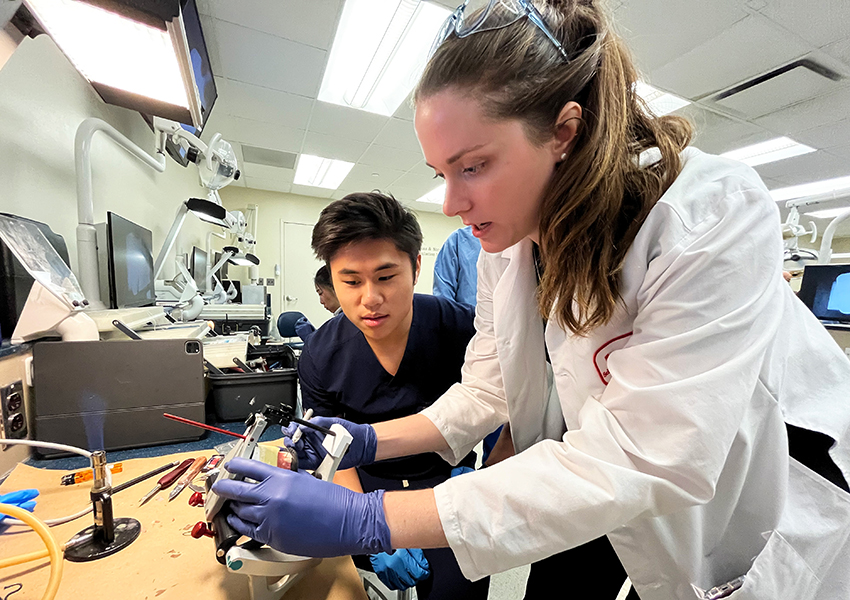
[266,278,275,286]
[1,380,26,450]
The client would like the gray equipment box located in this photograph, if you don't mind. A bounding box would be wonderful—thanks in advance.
[31,339,206,457]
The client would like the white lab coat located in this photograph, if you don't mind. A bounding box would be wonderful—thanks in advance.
[421,148,850,599]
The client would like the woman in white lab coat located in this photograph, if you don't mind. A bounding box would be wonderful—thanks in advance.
[212,2,850,598]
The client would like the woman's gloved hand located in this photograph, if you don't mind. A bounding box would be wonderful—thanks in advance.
[211,458,391,558]
[282,417,377,471]
[0,489,38,523]
[370,549,431,590]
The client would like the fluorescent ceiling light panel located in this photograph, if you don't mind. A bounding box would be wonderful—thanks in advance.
[771,175,850,202]
[721,137,815,167]
[635,81,690,116]
[417,184,445,205]
[803,207,850,220]
[319,0,450,116]
[26,0,188,108]
[294,155,354,189]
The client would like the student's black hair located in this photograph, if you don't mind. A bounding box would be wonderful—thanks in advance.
[311,192,423,273]
[314,265,333,290]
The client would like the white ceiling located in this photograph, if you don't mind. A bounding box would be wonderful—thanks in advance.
[197,0,850,225]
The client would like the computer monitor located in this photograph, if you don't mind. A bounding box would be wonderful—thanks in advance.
[798,264,850,323]
[141,0,217,166]
[191,247,208,293]
[105,212,155,309]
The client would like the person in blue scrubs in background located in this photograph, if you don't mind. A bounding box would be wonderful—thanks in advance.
[296,192,488,600]
[432,225,480,308]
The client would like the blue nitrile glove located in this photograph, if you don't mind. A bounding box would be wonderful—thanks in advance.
[451,466,474,477]
[282,416,377,471]
[370,549,431,590]
[212,457,391,558]
[0,489,39,523]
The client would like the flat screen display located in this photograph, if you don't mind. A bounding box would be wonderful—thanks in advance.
[798,264,850,322]
[106,212,155,309]
[191,247,207,293]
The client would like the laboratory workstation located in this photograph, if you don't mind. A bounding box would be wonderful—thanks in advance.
[3,1,850,600]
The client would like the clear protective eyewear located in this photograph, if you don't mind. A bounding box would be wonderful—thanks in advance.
[431,0,570,62]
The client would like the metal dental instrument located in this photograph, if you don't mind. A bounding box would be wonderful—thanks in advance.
[169,456,208,501]
[139,458,194,506]
[111,460,180,494]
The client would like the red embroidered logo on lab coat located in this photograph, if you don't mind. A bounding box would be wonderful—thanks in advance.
[594,332,633,385]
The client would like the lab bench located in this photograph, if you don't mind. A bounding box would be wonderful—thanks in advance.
[1,428,368,600]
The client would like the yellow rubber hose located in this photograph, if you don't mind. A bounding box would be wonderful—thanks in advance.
[0,503,63,600]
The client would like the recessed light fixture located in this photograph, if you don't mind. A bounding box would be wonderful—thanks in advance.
[318,0,450,116]
[416,184,445,205]
[635,81,690,116]
[293,155,354,189]
[721,137,815,167]
[771,175,850,202]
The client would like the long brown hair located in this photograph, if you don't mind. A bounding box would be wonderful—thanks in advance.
[415,0,692,335]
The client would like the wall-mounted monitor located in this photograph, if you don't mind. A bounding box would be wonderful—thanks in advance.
[798,264,850,323]
[103,212,155,309]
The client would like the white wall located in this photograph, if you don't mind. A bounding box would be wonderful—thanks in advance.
[0,35,215,290]
[220,186,464,327]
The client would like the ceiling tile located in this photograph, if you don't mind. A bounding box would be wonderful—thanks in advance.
[339,164,406,190]
[756,0,850,48]
[308,102,389,143]
[615,0,748,73]
[240,163,296,182]
[212,19,327,97]
[373,118,422,151]
[754,150,850,186]
[677,104,771,154]
[754,86,850,135]
[215,77,313,129]
[715,67,837,119]
[823,36,850,66]
[649,14,811,99]
[389,170,436,190]
[204,114,306,153]
[301,131,368,162]
[199,0,342,49]
[290,184,335,199]
[244,176,292,194]
[406,160,437,178]
[828,144,850,160]
[793,118,850,151]
[199,14,224,76]
[358,144,424,172]
[393,94,416,121]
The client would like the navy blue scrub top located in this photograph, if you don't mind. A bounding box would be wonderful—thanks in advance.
[297,294,476,479]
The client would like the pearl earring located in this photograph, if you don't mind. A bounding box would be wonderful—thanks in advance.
[560,152,567,160]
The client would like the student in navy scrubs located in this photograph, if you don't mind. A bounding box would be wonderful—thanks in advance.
[297,191,487,600]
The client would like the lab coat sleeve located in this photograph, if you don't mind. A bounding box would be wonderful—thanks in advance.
[433,179,786,580]
[421,251,510,465]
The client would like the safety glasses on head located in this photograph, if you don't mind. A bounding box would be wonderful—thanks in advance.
[430,0,570,62]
